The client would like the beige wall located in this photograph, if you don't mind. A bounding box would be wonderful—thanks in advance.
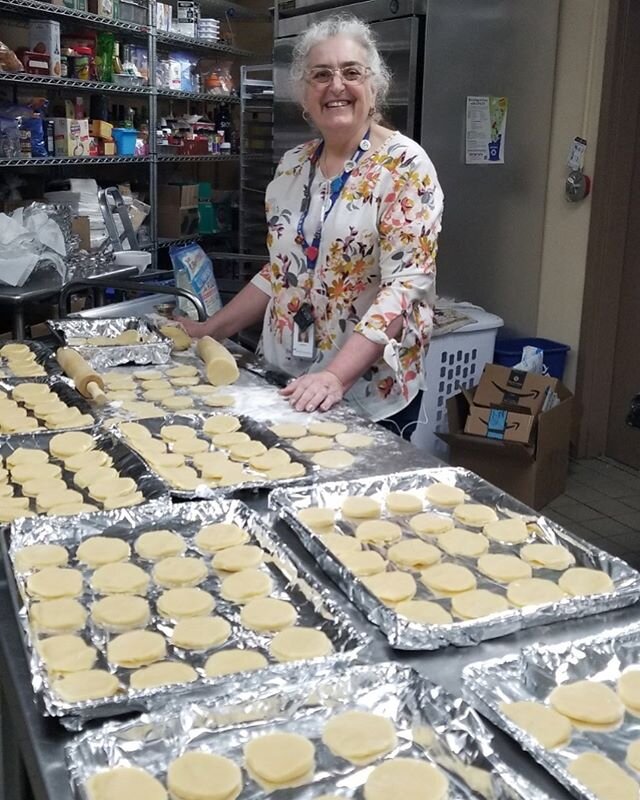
[537,0,609,389]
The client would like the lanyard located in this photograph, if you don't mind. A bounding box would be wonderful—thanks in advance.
[295,129,371,272]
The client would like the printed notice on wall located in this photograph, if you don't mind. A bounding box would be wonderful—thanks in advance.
[465,96,508,164]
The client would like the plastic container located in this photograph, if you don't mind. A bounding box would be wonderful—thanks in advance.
[112,127,138,155]
[413,304,504,455]
[493,337,570,379]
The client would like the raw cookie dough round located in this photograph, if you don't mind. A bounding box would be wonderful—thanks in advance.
[30,598,87,634]
[362,571,417,605]
[338,550,387,577]
[385,491,423,514]
[107,389,138,402]
[172,437,210,456]
[409,513,454,537]
[221,569,273,603]
[420,563,477,594]
[171,616,231,650]
[12,461,62,484]
[162,396,194,411]
[568,752,638,800]
[204,648,267,677]
[38,634,96,674]
[437,529,489,558]
[294,435,334,453]
[7,447,49,467]
[202,394,235,407]
[627,740,640,771]
[341,496,381,519]
[244,732,315,789]
[203,415,241,435]
[396,600,453,625]
[387,540,441,569]
[157,587,215,619]
[484,517,529,544]
[507,577,564,607]
[91,562,149,595]
[12,383,50,402]
[157,465,201,491]
[103,491,143,511]
[22,477,67,498]
[86,767,167,800]
[499,701,573,749]
[134,439,167,457]
[559,567,614,597]
[89,476,137,503]
[335,432,374,448]
[15,543,68,572]
[451,589,509,619]
[322,711,397,765]
[249,448,291,471]
[76,536,130,568]
[270,423,308,439]
[53,669,120,704]
[312,450,354,469]
[160,424,196,442]
[195,522,249,553]
[425,483,466,507]
[453,503,498,527]
[477,554,532,583]
[121,400,163,419]
[134,369,162,380]
[49,431,95,459]
[37,488,84,513]
[134,530,186,560]
[27,567,83,600]
[266,463,306,480]
[143,388,175,402]
[354,519,402,545]
[167,365,199,378]
[320,533,362,556]
[240,597,297,632]
[298,507,335,531]
[149,452,186,470]
[153,556,207,588]
[229,441,267,461]
[619,668,640,713]
[107,630,166,668]
[270,626,333,662]
[364,758,448,800]
[1,342,29,357]
[171,376,200,387]
[91,595,150,632]
[212,544,263,572]
[549,680,624,725]
[211,431,250,447]
[129,661,197,691]
[167,752,241,800]
[307,421,347,437]
[520,543,576,570]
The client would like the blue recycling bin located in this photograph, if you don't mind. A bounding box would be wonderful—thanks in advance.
[493,337,570,380]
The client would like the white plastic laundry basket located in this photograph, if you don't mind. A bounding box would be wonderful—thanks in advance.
[412,305,504,455]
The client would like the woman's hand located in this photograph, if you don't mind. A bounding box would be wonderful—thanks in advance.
[280,370,344,413]
[176,317,213,339]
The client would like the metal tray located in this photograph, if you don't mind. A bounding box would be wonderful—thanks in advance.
[66,661,552,800]
[269,467,640,650]
[0,378,94,433]
[462,623,640,800]
[4,498,364,728]
[48,317,172,369]
[0,339,59,379]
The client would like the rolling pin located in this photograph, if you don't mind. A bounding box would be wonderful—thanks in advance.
[56,347,107,405]
[196,336,240,386]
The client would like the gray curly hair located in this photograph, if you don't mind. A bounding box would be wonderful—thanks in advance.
[290,15,391,115]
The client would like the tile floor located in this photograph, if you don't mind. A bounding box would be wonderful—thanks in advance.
[542,456,640,567]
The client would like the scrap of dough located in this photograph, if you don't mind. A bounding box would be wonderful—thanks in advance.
[220,568,273,603]
[507,577,565,607]
[203,414,241,435]
[385,491,423,514]
[212,545,264,572]
[167,365,199,378]
[244,732,315,788]
[204,648,267,677]
[362,571,417,605]
[451,589,509,619]
[15,543,68,572]
[76,536,130,567]
[134,530,186,560]
[387,540,441,569]
[171,615,231,650]
[229,441,267,461]
[270,423,308,439]
[107,630,166,667]
[195,522,250,553]
[437,530,489,558]
[425,483,466,507]
[307,421,347,437]
[549,680,625,725]
[240,597,297,632]
[320,533,362,556]
[396,600,453,625]
[30,598,87,634]
[500,700,573,748]
[38,634,96,674]
[421,563,477,594]
[90,562,149,595]
[341,496,381,519]
[26,567,83,600]
[129,661,197,691]
[157,587,215,618]
[339,550,387,576]
[167,752,241,800]
[312,449,354,469]
[49,431,95,459]
[354,519,402,545]
[91,595,150,632]
[453,503,498,527]
[484,517,529,544]
[409,513,454,537]
[322,711,396,765]
[335,432,373,448]
[53,669,120,704]
[520,543,576,570]
[477,554,532,583]
[294,435,335,453]
[153,556,207,588]
[298,507,335,531]
[568,752,638,800]
[558,567,614,597]
[364,758,448,800]
[160,325,191,351]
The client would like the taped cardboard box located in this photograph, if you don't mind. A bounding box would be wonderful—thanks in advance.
[473,363,558,416]
[157,206,199,238]
[464,403,535,444]
[439,383,573,509]
[158,183,198,209]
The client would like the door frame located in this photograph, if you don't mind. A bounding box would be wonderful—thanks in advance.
[575,0,640,456]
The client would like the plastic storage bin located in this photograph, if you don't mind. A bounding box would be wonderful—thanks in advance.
[413,305,503,454]
[112,128,138,156]
[493,337,570,379]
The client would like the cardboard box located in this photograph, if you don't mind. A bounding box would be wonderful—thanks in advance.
[53,118,89,157]
[29,20,61,78]
[71,216,91,251]
[464,403,535,444]
[439,383,573,509]
[473,363,558,416]
[158,183,199,208]
[88,0,113,16]
[157,206,199,238]
[92,120,113,139]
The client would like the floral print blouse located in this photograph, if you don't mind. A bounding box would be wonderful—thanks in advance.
[251,131,444,422]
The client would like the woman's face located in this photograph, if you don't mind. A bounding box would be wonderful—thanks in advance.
[302,36,375,139]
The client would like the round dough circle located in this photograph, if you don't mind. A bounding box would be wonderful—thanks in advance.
[53,669,120,703]
[294,435,334,453]
[266,463,306,480]
[12,462,62,484]
[30,598,87,634]
[167,365,199,378]
[15,543,68,572]
[134,369,162,380]
[167,751,241,800]
[86,767,167,800]
[162,396,193,410]
[409,513,454,537]
[157,587,215,619]
[172,438,209,456]
[220,569,273,603]
[204,648,267,677]
[437,529,489,558]
[170,377,200,387]
[396,600,453,625]
[499,701,572,749]
[212,545,263,573]
[627,740,640,771]
[507,577,564,607]
[484,517,529,544]
[363,571,417,604]
[549,680,624,725]
[568,752,638,800]
[171,616,231,650]
[157,465,200,491]
[211,432,250,447]
[341,496,381,519]
[307,421,347,437]
[270,626,333,662]
[322,711,397,764]
[91,595,150,632]
[312,449,354,469]
[618,668,640,711]
[250,449,291,471]
[229,441,267,461]
[91,563,149,595]
[338,550,387,577]
[203,415,241,435]
[335,432,373,449]
[89,476,137,502]
[202,394,235,407]
[240,597,297,632]
[38,634,96,674]
[298,507,335,531]
[153,556,207,588]
[49,431,95,459]
[425,483,466,507]
[421,563,477,594]
[355,519,402,545]
[244,732,315,787]
[76,536,130,568]
[22,477,67,498]
[320,533,361,556]
[7,447,49,467]
[385,491,423,514]
[387,539,441,569]
[451,589,509,619]
[134,530,186,561]
[364,758,448,800]
[520,543,575,570]
[107,630,166,668]
[143,388,175,402]
[195,523,249,553]
[27,567,83,600]
[270,423,308,439]
[558,567,614,597]
[477,554,532,583]
[129,661,197,691]
[160,424,196,442]
[453,503,498,527]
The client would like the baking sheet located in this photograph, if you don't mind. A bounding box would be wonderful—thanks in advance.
[0,339,59,379]
[269,467,640,650]
[66,660,552,800]
[48,317,172,369]
[5,498,364,728]
[462,623,640,800]
[0,378,94,433]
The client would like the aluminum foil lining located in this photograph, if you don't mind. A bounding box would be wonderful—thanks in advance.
[461,622,640,800]
[5,498,364,729]
[0,377,94,434]
[66,660,552,800]
[269,467,640,651]
[48,317,172,369]
[0,339,60,379]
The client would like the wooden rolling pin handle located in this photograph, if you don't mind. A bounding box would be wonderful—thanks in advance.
[86,381,107,406]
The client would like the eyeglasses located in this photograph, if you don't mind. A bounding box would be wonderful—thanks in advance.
[305,65,371,86]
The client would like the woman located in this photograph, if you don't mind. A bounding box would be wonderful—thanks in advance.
[181,15,443,440]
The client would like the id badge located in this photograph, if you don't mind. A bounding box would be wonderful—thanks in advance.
[292,321,315,359]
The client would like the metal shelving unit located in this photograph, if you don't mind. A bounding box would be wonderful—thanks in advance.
[0,156,150,168]
[0,0,149,35]
[155,30,250,55]
[156,153,240,162]
[155,88,240,102]
[0,71,151,95]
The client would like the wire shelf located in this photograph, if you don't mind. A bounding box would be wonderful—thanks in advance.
[0,0,149,35]
[0,156,150,168]
[156,153,239,162]
[155,31,251,56]
[0,72,151,96]
[155,89,240,103]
